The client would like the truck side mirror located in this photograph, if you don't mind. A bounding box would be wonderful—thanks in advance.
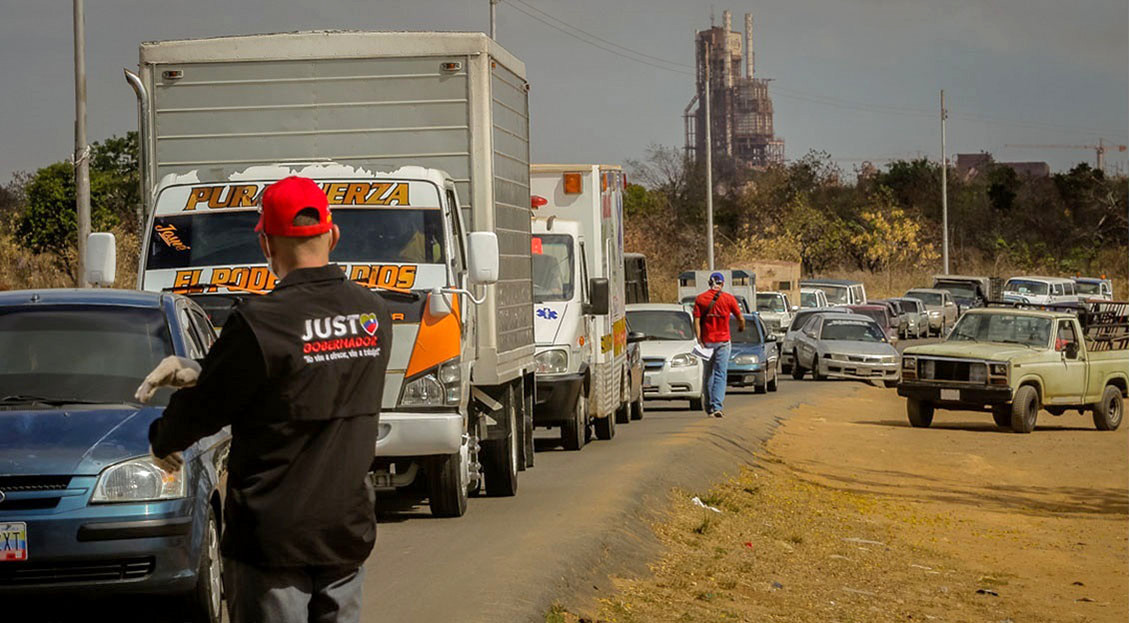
[467,232,499,285]
[586,277,610,316]
[85,232,116,287]
[428,287,453,317]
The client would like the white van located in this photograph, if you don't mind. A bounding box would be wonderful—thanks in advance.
[1003,276,1078,305]
[800,279,868,307]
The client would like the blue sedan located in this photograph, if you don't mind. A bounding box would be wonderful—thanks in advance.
[0,289,228,623]
[726,313,780,393]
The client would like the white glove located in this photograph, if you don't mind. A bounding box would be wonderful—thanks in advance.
[135,356,202,403]
[150,446,185,474]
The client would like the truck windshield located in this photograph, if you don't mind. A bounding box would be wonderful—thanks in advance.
[906,291,942,305]
[948,313,1052,348]
[531,234,574,303]
[1076,282,1102,295]
[821,319,885,342]
[810,285,850,305]
[0,306,174,406]
[800,291,820,307]
[1005,279,1049,296]
[627,310,694,341]
[936,282,977,301]
[755,293,786,312]
[147,208,446,270]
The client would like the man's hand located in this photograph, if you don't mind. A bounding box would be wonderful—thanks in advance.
[149,446,184,473]
[135,356,202,403]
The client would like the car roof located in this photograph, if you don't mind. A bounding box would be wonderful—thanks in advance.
[906,288,947,294]
[1006,275,1074,284]
[0,288,172,309]
[627,303,690,313]
[801,279,861,286]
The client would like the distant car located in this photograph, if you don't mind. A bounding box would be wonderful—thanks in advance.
[780,306,843,374]
[754,291,792,337]
[868,299,908,339]
[932,275,997,312]
[790,312,900,387]
[890,297,930,339]
[1002,276,1078,306]
[1073,277,1113,302]
[849,304,900,345]
[727,313,779,393]
[904,288,959,336]
[800,288,829,309]
[627,304,704,411]
[800,279,868,307]
[0,289,227,623]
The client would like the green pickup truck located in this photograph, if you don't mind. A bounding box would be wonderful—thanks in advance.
[898,303,1128,433]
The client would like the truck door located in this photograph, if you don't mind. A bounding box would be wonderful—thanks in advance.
[579,240,595,392]
[1055,319,1087,404]
[446,188,471,345]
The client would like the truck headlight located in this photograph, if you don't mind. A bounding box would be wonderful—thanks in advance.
[535,349,569,375]
[969,364,988,384]
[400,358,461,407]
[902,357,916,370]
[670,353,696,368]
[989,363,1008,376]
[91,456,186,503]
[733,354,760,365]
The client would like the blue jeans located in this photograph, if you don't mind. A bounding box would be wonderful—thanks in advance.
[702,341,731,413]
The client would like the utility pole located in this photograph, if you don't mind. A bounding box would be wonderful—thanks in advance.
[490,0,499,39]
[703,39,714,270]
[74,0,91,287]
[940,89,948,275]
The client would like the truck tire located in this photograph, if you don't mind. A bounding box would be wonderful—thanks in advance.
[522,377,535,469]
[791,351,806,380]
[482,386,519,496]
[1092,385,1124,431]
[906,398,934,428]
[428,452,468,517]
[630,393,645,420]
[991,405,1012,429]
[1010,385,1039,433]
[615,403,631,424]
[689,396,704,411]
[186,504,223,623]
[594,413,615,440]
[561,391,587,451]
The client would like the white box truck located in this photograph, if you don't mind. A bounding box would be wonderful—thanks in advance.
[529,165,639,449]
[128,31,536,517]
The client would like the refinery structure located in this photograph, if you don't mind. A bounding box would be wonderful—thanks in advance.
[685,10,784,170]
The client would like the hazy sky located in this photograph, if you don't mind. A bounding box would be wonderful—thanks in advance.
[1,0,1126,182]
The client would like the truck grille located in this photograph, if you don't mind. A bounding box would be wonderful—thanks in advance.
[0,558,154,585]
[917,358,985,383]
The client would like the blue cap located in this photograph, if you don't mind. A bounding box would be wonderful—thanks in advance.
[709,271,725,285]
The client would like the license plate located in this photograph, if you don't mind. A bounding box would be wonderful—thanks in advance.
[0,522,28,561]
[644,373,656,388]
[940,389,961,401]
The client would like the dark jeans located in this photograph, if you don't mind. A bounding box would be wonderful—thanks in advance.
[224,558,365,623]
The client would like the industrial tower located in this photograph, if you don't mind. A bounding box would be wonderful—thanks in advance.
[685,10,784,170]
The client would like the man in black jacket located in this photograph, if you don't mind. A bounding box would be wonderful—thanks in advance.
[138,176,392,623]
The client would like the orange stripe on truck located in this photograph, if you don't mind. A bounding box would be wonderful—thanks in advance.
[405,293,461,378]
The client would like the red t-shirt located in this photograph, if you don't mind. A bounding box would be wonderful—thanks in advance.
[693,289,742,343]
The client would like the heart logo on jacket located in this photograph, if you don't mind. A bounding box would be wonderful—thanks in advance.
[360,313,379,336]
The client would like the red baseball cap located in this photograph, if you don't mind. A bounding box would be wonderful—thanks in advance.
[255,176,333,237]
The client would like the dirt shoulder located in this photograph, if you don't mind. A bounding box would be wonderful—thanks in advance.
[551,382,1128,623]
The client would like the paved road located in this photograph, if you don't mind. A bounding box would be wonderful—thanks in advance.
[362,377,842,623]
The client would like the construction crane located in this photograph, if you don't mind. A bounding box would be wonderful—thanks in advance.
[1004,139,1127,172]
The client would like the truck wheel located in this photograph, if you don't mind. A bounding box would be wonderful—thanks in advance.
[906,398,934,428]
[791,351,806,380]
[186,504,223,623]
[630,393,645,420]
[594,413,615,440]
[1092,385,1124,431]
[615,403,631,424]
[689,396,704,411]
[1010,385,1039,433]
[561,392,587,451]
[428,451,468,517]
[991,405,1012,429]
[482,388,519,496]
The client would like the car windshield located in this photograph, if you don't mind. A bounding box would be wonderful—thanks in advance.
[147,208,447,270]
[731,317,763,344]
[628,310,695,341]
[0,306,174,406]
[948,313,1052,348]
[531,234,575,303]
[800,291,820,307]
[821,319,886,342]
[756,293,786,312]
[906,291,942,305]
[936,282,978,300]
[1005,279,1049,295]
[809,284,849,305]
[1076,282,1102,295]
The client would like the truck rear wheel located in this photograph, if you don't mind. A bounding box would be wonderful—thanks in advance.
[561,391,587,451]
[906,398,934,428]
[1092,385,1124,431]
[1010,385,1039,433]
[428,452,468,517]
[482,386,519,496]
[594,412,615,440]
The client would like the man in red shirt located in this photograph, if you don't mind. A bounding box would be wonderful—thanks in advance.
[693,272,746,417]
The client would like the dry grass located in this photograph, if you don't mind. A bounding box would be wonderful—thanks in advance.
[0,227,140,291]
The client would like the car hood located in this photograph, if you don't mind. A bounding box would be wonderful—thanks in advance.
[904,341,1039,362]
[822,340,898,356]
[0,405,162,476]
[639,339,697,359]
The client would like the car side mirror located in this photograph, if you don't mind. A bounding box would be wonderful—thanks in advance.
[790,305,799,312]
[585,278,610,316]
[627,331,646,344]
[467,231,499,285]
[85,232,116,287]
